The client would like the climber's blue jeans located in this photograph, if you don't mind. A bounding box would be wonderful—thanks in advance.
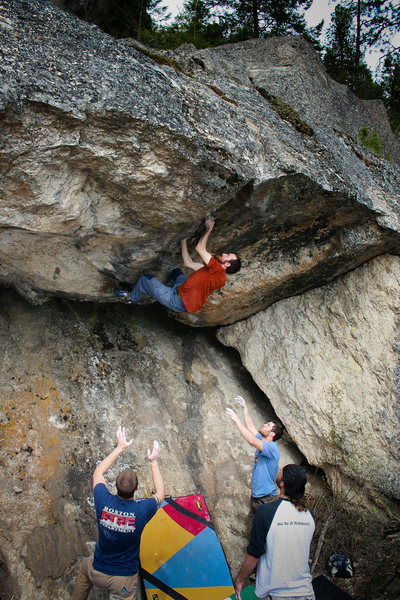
[129,269,187,312]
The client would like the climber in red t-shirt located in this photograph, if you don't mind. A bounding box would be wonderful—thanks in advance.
[115,217,241,314]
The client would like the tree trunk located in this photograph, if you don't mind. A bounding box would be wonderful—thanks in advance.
[252,0,259,38]
[354,0,361,97]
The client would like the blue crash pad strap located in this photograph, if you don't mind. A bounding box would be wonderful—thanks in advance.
[140,568,189,600]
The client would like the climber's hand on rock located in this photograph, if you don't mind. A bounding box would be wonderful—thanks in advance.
[235,395,246,409]
[116,426,133,452]
[205,215,215,230]
[226,407,239,423]
[147,440,160,463]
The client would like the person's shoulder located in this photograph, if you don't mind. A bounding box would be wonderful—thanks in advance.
[134,496,159,516]
[207,256,224,272]
[255,498,283,522]
[94,482,108,493]
[134,496,158,508]
[93,482,112,503]
[265,439,280,454]
[260,438,280,457]
[260,497,283,510]
[271,440,280,453]
[207,256,218,267]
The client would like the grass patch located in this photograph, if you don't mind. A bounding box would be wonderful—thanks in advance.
[359,126,384,157]
[252,82,314,136]
[359,127,393,161]
[206,84,238,106]
[125,40,191,76]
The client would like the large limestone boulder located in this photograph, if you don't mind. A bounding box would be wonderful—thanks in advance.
[0,289,301,599]
[1,1,399,325]
[171,36,400,162]
[218,254,400,501]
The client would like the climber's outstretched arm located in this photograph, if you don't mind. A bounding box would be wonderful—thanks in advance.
[93,426,133,489]
[195,216,214,265]
[181,239,204,271]
[226,408,263,451]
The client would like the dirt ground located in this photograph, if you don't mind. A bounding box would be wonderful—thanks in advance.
[308,478,400,600]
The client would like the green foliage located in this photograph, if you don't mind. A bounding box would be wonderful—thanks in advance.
[323,5,356,82]
[359,126,384,156]
[362,0,400,63]
[213,0,322,45]
[143,0,324,48]
[97,0,152,39]
[59,0,155,40]
[175,0,211,36]
[380,55,400,133]
[124,40,190,74]
[149,0,228,49]
[323,4,383,100]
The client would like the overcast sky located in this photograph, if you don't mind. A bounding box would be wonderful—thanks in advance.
[161,0,390,72]
[163,0,333,26]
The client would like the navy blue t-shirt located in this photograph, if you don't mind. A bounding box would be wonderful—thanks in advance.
[92,483,158,576]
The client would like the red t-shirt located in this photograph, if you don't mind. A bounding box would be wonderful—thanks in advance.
[178,257,226,314]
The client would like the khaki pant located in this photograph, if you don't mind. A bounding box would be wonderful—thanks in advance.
[251,494,278,513]
[70,556,138,600]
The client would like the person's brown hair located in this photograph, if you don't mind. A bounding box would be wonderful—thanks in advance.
[116,468,138,499]
[271,420,284,441]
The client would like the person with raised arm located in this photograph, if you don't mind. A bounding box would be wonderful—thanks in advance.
[115,217,241,314]
[226,396,283,511]
[70,426,165,600]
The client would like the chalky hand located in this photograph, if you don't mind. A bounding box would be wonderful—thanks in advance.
[148,440,160,462]
[116,426,133,451]
[235,395,246,409]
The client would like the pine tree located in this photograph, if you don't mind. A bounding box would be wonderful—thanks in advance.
[214,0,322,43]
[381,55,400,132]
[56,0,168,40]
[324,4,357,86]
[174,0,213,43]
[325,2,383,99]
[156,0,227,48]
[363,0,400,62]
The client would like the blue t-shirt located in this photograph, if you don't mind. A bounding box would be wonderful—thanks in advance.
[251,434,280,497]
[92,483,158,576]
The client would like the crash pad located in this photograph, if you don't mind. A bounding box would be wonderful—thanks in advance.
[140,494,234,600]
[225,583,257,599]
[313,574,355,599]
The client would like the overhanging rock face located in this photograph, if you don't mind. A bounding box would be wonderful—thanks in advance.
[1,0,399,325]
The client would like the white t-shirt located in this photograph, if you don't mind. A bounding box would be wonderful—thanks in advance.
[247,498,315,598]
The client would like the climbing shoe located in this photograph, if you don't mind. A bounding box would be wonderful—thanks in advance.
[114,288,131,303]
